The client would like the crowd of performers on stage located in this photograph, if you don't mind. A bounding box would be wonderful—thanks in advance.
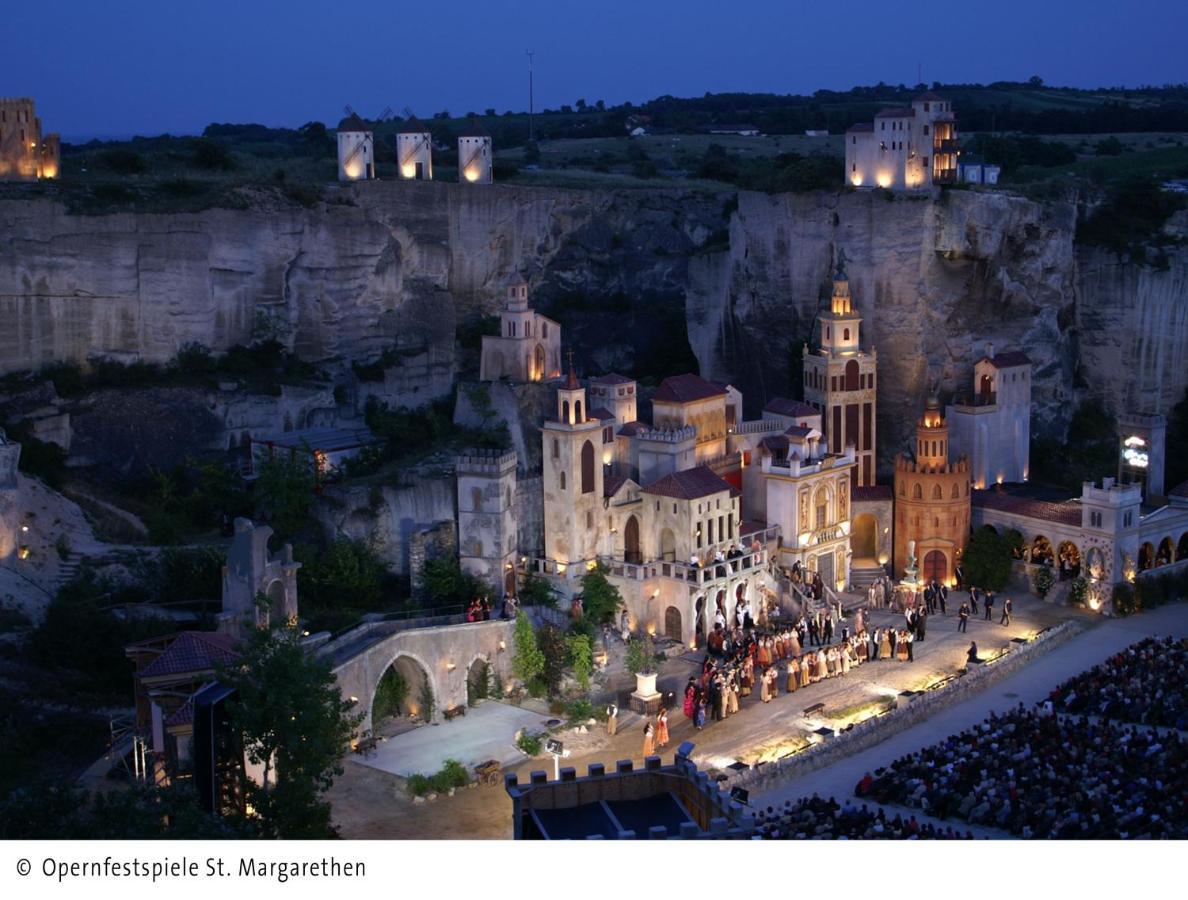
[680,594,931,730]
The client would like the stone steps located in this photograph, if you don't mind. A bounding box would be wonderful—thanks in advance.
[849,565,884,591]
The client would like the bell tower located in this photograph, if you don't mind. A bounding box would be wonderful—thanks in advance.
[802,250,880,486]
[541,353,605,570]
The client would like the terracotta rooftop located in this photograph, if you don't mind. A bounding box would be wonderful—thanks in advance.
[617,421,648,437]
[140,631,239,680]
[852,483,894,502]
[652,373,727,404]
[337,113,370,132]
[764,398,818,419]
[397,116,430,135]
[591,373,634,386]
[979,351,1032,369]
[604,475,628,498]
[972,489,1082,526]
[759,435,789,455]
[846,123,874,133]
[564,364,581,391]
[588,407,616,421]
[784,424,816,440]
[642,466,734,501]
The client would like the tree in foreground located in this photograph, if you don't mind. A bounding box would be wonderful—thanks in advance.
[962,528,1020,592]
[579,562,623,625]
[511,610,544,687]
[220,623,360,838]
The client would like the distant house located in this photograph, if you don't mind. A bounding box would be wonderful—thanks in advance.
[249,426,380,478]
[959,157,1001,185]
[804,129,829,137]
[707,123,761,136]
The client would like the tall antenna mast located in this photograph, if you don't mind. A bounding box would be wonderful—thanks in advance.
[527,50,535,142]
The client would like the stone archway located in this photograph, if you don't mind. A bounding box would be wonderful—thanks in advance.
[1179,532,1188,562]
[533,344,545,381]
[624,515,641,564]
[1085,546,1106,581]
[923,549,948,584]
[373,654,434,725]
[1057,541,1081,579]
[850,513,877,564]
[1030,535,1054,566]
[1138,542,1155,571]
[467,656,490,706]
[664,606,682,642]
[1156,536,1175,566]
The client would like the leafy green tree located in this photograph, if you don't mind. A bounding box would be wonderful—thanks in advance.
[579,563,623,625]
[536,625,570,695]
[625,632,657,675]
[962,528,1015,592]
[253,450,316,539]
[567,633,592,691]
[518,572,558,608]
[1032,564,1055,599]
[511,611,544,686]
[300,538,389,611]
[220,624,361,839]
[422,556,486,607]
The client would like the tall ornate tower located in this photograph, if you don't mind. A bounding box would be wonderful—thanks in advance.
[456,448,518,598]
[803,253,879,486]
[893,394,970,583]
[541,358,605,570]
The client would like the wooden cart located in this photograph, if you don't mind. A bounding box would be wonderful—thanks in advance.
[474,759,502,786]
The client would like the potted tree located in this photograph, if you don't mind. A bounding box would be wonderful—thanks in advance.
[626,632,660,713]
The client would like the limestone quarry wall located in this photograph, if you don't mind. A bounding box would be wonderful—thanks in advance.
[1,182,1184,468]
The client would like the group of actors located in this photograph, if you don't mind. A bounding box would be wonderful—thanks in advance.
[679,602,927,731]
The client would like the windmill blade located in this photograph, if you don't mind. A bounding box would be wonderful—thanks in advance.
[343,133,372,167]
[403,106,415,119]
[376,105,394,122]
[343,104,357,119]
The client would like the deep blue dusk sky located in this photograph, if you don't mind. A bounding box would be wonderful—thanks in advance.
[9,0,1184,140]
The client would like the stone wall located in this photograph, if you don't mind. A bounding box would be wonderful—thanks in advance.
[408,521,457,602]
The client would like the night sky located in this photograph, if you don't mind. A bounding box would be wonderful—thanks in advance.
[10,0,1183,140]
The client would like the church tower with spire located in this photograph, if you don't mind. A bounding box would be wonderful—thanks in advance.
[803,251,879,486]
[541,352,605,571]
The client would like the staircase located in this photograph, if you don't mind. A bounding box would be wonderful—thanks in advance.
[55,550,82,589]
[849,563,884,592]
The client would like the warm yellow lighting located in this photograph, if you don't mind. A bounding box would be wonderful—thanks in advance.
[651,589,660,599]
[851,174,862,186]
[646,624,656,636]
[401,163,416,178]
[446,662,457,671]
[499,640,506,650]
[586,560,597,571]
[20,525,29,532]
[996,474,1004,485]
[18,546,31,560]
[463,166,480,183]
[302,630,310,637]
[349,696,359,703]
[876,174,892,189]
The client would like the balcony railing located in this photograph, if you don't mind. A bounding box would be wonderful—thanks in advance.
[934,139,959,153]
[935,168,958,184]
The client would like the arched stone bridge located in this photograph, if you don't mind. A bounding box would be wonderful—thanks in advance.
[321,618,515,734]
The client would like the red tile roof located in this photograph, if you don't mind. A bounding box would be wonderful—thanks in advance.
[604,475,628,498]
[591,373,633,385]
[337,113,370,132]
[784,424,816,440]
[980,351,1032,369]
[652,373,727,404]
[764,398,818,418]
[564,364,581,391]
[846,123,874,133]
[589,407,616,421]
[759,435,789,455]
[617,421,648,437]
[642,466,734,500]
[851,483,894,502]
[972,490,1082,526]
[140,632,239,680]
[397,116,430,135]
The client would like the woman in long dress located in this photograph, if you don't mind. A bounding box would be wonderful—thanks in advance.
[655,708,669,749]
[817,648,829,681]
[786,658,798,693]
[683,680,696,719]
[879,628,892,660]
[798,653,812,688]
[897,630,909,661]
[694,698,707,730]
[642,720,656,757]
[788,630,801,659]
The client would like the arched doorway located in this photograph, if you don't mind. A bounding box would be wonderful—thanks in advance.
[533,343,545,381]
[660,528,676,562]
[467,657,490,706]
[373,655,433,725]
[624,515,641,564]
[664,606,682,642]
[694,596,706,648]
[923,549,947,584]
[850,513,877,564]
[1057,541,1080,580]
[1179,532,1188,562]
[265,578,288,623]
[845,359,860,391]
[1085,547,1106,581]
[504,567,517,598]
[1138,542,1155,571]
[1156,537,1175,566]
[1030,535,1054,566]
[979,374,993,403]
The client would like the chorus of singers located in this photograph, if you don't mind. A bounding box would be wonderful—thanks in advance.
[682,604,922,729]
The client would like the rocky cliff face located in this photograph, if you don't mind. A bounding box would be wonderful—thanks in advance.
[2,182,1184,473]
